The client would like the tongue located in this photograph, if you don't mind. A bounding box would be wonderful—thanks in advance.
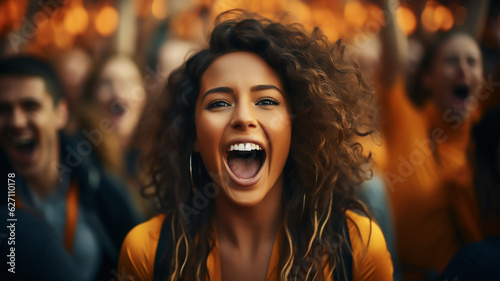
[228,157,261,179]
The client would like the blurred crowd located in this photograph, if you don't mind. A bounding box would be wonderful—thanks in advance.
[0,0,499,280]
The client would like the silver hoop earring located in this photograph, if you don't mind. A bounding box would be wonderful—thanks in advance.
[189,153,197,195]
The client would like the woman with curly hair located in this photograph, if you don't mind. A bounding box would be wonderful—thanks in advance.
[119,12,393,281]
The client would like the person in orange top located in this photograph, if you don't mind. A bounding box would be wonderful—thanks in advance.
[119,11,393,281]
[368,0,488,280]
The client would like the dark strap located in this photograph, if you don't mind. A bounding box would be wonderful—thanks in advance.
[333,218,353,281]
[154,218,173,281]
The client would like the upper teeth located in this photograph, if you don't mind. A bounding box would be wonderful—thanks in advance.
[229,143,262,151]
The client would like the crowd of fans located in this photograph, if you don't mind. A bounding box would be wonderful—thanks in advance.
[0,0,499,280]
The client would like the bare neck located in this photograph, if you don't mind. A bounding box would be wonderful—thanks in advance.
[214,178,284,252]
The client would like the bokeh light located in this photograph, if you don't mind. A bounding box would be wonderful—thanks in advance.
[0,0,27,35]
[0,0,495,57]
[95,6,119,36]
[435,5,453,31]
[397,6,417,36]
[422,2,440,32]
[64,6,89,35]
[151,0,168,20]
[344,0,367,28]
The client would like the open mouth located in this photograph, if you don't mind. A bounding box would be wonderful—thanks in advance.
[14,138,36,155]
[453,84,470,101]
[111,101,127,117]
[9,137,37,165]
[225,142,266,184]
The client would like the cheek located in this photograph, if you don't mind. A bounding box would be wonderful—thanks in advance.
[96,86,112,102]
[128,86,146,108]
[195,113,227,168]
[435,65,454,83]
[472,67,483,79]
[264,110,292,159]
[38,115,57,148]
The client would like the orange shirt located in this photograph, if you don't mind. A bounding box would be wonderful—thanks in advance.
[374,78,483,280]
[118,210,393,281]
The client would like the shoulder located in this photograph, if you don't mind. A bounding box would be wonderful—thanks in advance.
[118,214,166,281]
[345,210,393,281]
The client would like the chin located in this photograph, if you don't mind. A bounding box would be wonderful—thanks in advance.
[12,162,39,179]
[221,184,270,207]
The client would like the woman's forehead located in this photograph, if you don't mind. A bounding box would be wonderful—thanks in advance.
[200,52,284,90]
[437,34,481,58]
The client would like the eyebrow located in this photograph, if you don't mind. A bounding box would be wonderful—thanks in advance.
[250,84,284,96]
[202,87,233,98]
[202,84,284,99]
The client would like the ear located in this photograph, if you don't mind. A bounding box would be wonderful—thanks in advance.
[55,99,69,130]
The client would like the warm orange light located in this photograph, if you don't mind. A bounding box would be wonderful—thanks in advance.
[362,4,385,34]
[64,6,88,35]
[435,5,453,31]
[344,1,367,28]
[0,4,5,33]
[313,9,339,40]
[421,2,439,32]
[151,0,168,20]
[54,23,72,49]
[286,1,312,27]
[396,6,417,36]
[35,22,52,47]
[95,6,119,36]
[1,0,27,32]
[134,0,150,17]
[453,6,467,26]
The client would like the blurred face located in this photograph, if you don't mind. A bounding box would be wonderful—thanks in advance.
[55,48,92,110]
[158,40,196,84]
[0,77,66,178]
[195,52,292,206]
[424,34,483,116]
[94,56,145,147]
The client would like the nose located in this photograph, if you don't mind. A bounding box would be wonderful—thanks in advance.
[230,100,257,130]
[457,58,469,81]
[8,107,28,129]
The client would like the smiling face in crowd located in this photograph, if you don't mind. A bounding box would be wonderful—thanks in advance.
[0,76,66,179]
[194,51,292,206]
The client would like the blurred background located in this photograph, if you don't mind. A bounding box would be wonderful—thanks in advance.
[1,0,499,71]
[1,1,499,281]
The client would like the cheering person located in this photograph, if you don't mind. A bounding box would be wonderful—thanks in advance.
[119,11,393,281]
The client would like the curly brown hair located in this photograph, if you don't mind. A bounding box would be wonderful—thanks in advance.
[139,10,376,281]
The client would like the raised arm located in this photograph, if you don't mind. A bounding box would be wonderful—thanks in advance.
[374,0,408,90]
[455,0,491,40]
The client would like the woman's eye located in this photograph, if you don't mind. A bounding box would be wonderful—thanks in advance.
[467,57,477,67]
[206,100,231,109]
[256,98,280,106]
[445,56,459,65]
